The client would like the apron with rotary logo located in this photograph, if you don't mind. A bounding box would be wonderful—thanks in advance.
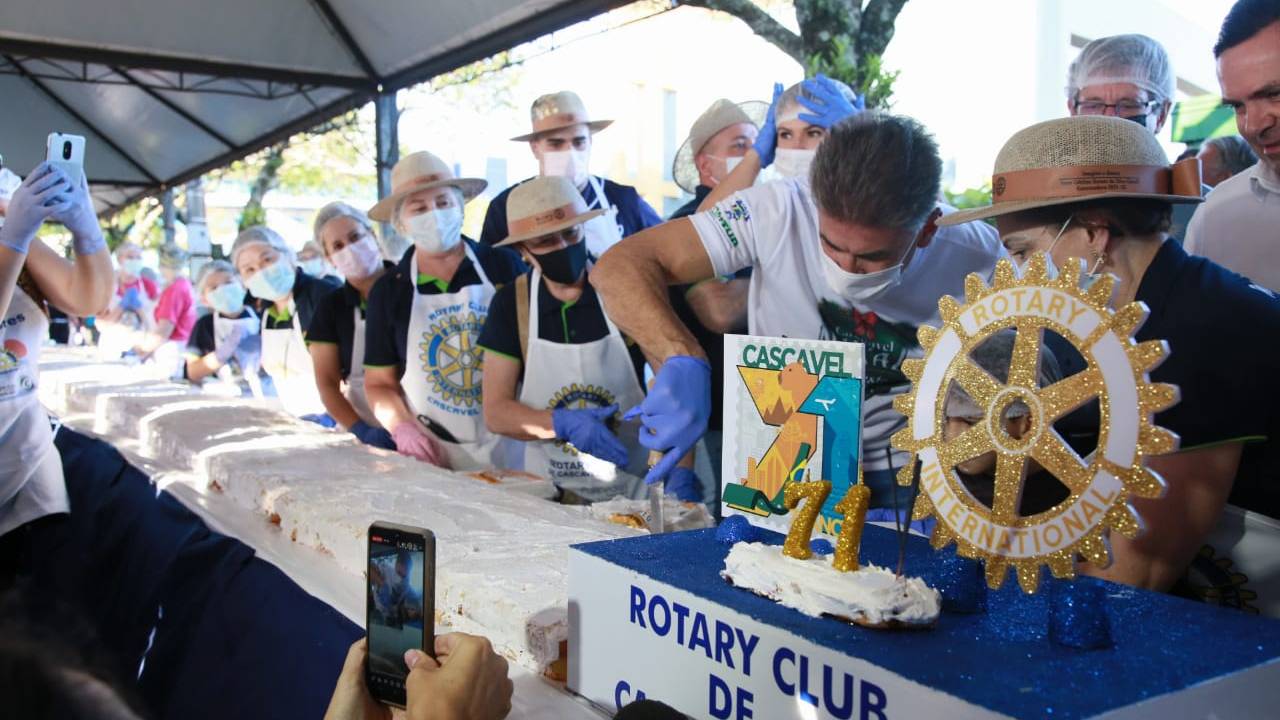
[401,245,502,470]
[0,287,68,536]
[517,270,647,502]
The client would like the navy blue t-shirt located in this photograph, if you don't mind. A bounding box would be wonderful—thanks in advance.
[478,176,661,247]
[1056,240,1280,516]
[362,240,526,372]
[306,261,395,379]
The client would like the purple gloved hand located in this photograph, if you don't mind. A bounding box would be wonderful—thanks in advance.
[52,173,106,256]
[752,82,785,168]
[664,466,704,503]
[552,404,629,467]
[0,163,70,254]
[623,356,711,483]
[796,74,865,129]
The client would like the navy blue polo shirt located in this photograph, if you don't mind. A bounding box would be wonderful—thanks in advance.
[1055,240,1280,516]
[249,268,340,334]
[476,271,646,387]
[305,261,395,379]
[478,175,662,247]
[667,184,750,432]
[362,240,526,372]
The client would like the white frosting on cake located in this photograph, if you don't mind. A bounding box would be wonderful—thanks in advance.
[721,542,941,627]
[588,496,715,533]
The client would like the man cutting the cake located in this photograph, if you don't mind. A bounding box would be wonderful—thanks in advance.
[592,113,1002,514]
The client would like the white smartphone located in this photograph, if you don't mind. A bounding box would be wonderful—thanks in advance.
[46,132,86,184]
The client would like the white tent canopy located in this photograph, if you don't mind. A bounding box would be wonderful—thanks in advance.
[0,0,622,214]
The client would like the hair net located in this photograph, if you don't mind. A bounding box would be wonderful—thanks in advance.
[1067,34,1175,102]
[776,77,858,124]
[230,225,294,267]
[0,168,21,200]
[946,329,1063,420]
[312,201,376,252]
[195,259,235,291]
[158,243,188,270]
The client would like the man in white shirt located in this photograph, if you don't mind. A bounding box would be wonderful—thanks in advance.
[592,112,1002,509]
[1184,1,1280,292]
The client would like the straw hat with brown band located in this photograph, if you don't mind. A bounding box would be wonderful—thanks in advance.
[367,151,487,223]
[671,98,768,194]
[510,91,614,143]
[937,115,1202,228]
[492,176,606,249]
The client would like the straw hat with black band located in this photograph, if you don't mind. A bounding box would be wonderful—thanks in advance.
[493,176,606,248]
[671,98,768,195]
[938,115,1202,228]
[367,151,487,223]
[511,91,613,143]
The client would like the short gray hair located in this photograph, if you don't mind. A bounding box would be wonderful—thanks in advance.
[195,259,235,292]
[1067,34,1174,103]
[313,201,376,250]
[1203,135,1259,177]
[230,225,294,267]
[810,112,942,232]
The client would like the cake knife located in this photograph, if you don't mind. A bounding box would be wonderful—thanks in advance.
[648,449,665,534]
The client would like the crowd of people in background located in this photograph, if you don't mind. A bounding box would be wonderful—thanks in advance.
[2,0,1279,717]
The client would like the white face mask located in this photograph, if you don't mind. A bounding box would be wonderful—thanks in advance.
[707,155,744,186]
[773,148,816,179]
[1014,215,1072,281]
[405,206,464,254]
[330,235,383,280]
[820,239,915,304]
[541,149,590,187]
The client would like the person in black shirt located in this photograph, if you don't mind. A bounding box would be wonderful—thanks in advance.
[479,91,661,256]
[363,152,526,471]
[306,202,396,449]
[667,99,762,498]
[478,177,701,503]
[939,115,1280,592]
[183,260,261,387]
[232,226,341,421]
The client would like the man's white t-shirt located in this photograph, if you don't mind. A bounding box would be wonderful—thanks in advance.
[1185,161,1280,293]
[689,178,1003,470]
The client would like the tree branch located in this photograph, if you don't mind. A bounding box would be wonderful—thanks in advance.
[857,0,909,56]
[680,0,805,64]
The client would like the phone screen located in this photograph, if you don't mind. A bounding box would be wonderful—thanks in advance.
[366,524,433,707]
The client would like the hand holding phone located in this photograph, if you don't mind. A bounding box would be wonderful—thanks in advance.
[366,522,434,709]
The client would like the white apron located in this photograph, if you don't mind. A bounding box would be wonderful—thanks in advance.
[401,245,502,470]
[342,307,378,427]
[583,175,624,258]
[517,270,647,502]
[213,309,264,398]
[259,299,324,417]
[0,287,68,536]
[1187,504,1280,618]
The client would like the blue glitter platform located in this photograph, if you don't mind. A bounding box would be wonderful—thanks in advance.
[571,525,1280,719]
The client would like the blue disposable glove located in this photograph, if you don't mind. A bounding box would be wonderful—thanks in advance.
[351,420,396,450]
[623,356,712,483]
[751,82,784,168]
[301,413,338,428]
[664,466,704,503]
[119,286,144,313]
[552,404,630,467]
[0,163,71,254]
[52,172,106,255]
[796,74,865,129]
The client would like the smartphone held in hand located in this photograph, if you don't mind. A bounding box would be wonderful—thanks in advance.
[46,132,86,184]
[366,521,435,708]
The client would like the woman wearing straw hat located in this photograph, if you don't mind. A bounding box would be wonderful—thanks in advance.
[231,225,341,420]
[478,176,699,502]
[364,152,526,470]
[305,202,396,449]
[938,115,1280,592]
[131,243,197,375]
[478,91,662,258]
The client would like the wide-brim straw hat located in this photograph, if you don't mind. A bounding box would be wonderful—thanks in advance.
[938,115,1202,227]
[368,151,487,222]
[510,91,613,142]
[672,99,768,194]
[493,176,606,247]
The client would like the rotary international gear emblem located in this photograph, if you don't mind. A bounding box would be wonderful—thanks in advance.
[547,383,618,455]
[891,254,1180,593]
[418,311,486,408]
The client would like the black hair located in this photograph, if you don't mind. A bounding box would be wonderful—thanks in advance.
[1214,0,1280,56]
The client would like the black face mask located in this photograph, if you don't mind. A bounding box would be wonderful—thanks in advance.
[1125,114,1150,129]
[534,240,588,284]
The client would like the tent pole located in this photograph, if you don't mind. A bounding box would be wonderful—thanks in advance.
[375,90,404,257]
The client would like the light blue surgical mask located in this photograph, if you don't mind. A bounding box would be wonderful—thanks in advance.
[120,258,145,277]
[208,280,246,316]
[299,258,326,276]
[246,260,295,302]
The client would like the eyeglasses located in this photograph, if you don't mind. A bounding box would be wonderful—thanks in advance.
[1073,98,1160,118]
